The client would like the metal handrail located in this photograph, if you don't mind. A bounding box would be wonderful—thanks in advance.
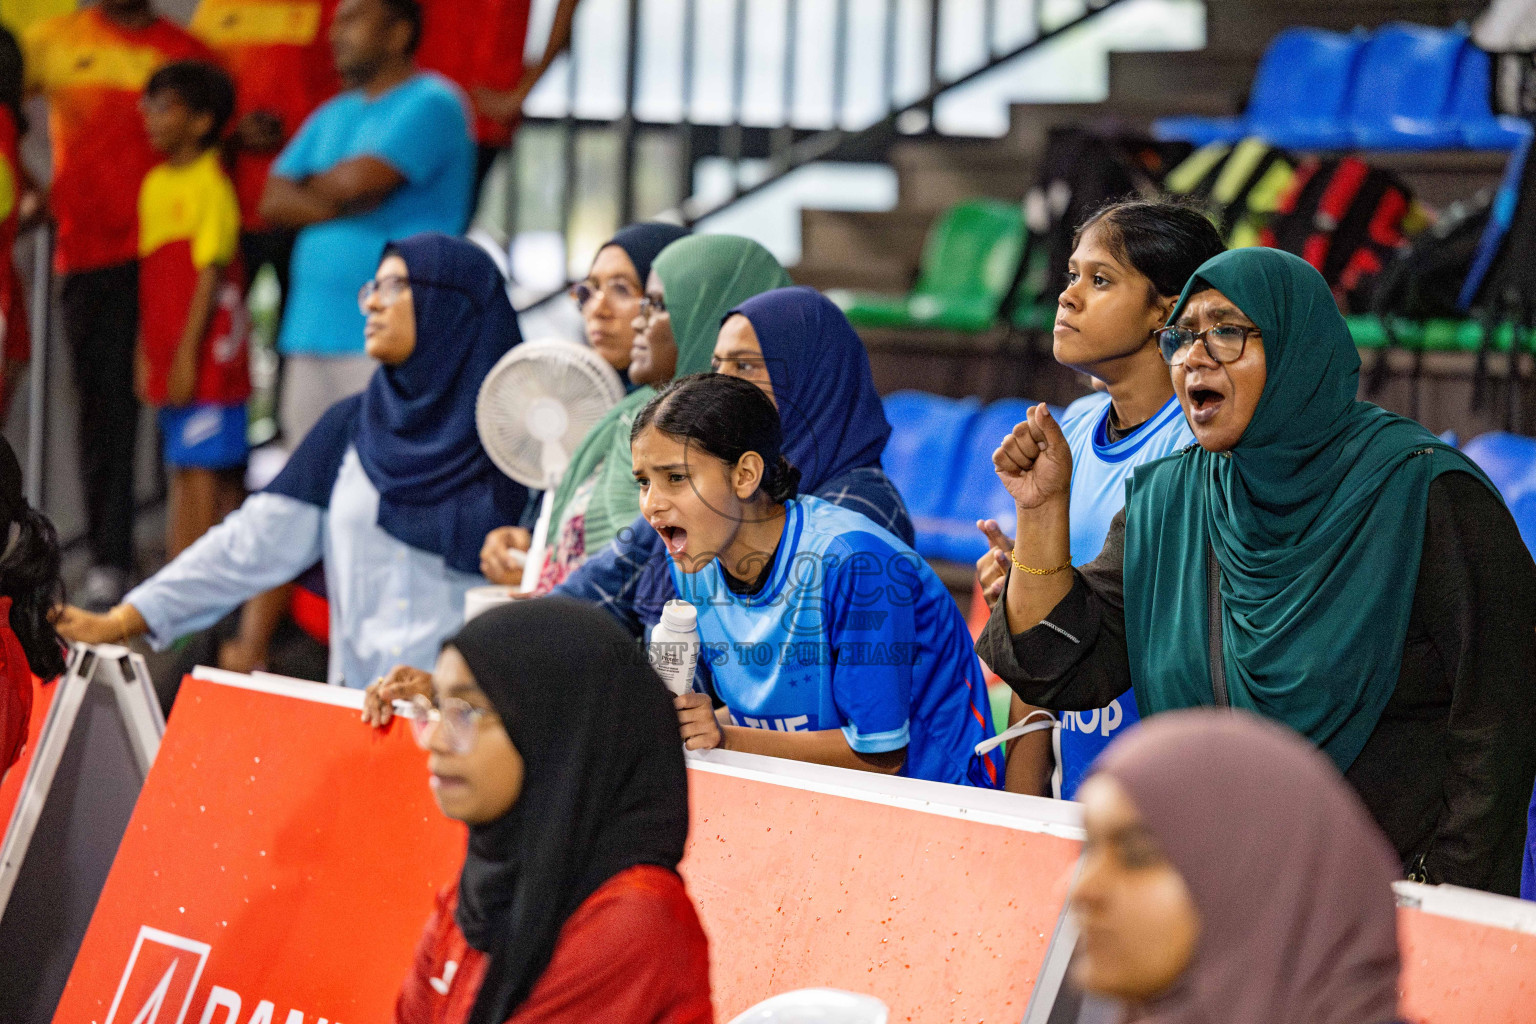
[512,0,1134,314]
[23,225,49,508]
[678,0,1130,224]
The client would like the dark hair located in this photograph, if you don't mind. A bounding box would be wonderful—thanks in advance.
[1073,198,1226,302]
[145,60,237,147]
[0,27,24,135]
[0,439,63,680]
[631,373,801,503]
[5,506,64,680]
[379,0,424,54]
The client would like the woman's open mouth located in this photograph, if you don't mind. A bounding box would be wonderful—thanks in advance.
[1186,384,1227,426]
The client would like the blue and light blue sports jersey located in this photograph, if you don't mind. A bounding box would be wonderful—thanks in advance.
[1055,391,1195,799]
[669,496,1002,787]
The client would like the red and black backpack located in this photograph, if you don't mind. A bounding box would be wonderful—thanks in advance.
[1260,156,1414,313]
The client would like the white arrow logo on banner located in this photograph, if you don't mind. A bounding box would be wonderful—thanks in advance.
[128,961,178,1024]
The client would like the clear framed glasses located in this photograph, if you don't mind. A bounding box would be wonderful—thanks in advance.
[407,694,496,754]
[1156,323,1260,366]
[639,295,668,320]
[358,275,411,314]
[570,277,639,309]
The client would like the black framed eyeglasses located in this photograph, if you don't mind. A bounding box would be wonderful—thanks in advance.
[1156,323,1260,366]
[639,295,668,319]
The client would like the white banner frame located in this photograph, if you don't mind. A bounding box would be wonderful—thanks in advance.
[0,644,164,915]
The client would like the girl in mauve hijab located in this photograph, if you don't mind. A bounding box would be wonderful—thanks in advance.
[1073,709,1403,1024]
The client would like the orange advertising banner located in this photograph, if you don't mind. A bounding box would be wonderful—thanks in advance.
[51,672,466,1024]
[49,669,1536,1024]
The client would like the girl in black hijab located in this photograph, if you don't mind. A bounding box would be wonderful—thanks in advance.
[394,597,712,1024]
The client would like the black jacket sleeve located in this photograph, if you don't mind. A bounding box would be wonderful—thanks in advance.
[1415,471,1536,894]
[975,508,1132,711]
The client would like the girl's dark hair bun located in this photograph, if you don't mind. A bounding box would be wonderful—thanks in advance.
[764,455,801,503]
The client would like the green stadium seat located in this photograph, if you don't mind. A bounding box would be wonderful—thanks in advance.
[828,200,1026,333]
[1345,315,1523,352]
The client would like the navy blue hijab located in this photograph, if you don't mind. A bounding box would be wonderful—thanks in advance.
[268,234,527,573]
[603,222,689,289]
[729,286,892,491]
[596,223,688,392]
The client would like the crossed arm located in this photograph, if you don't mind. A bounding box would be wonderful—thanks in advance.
[258,156,406,228]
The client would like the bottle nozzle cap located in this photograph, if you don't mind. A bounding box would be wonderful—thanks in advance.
[660,599,697,631]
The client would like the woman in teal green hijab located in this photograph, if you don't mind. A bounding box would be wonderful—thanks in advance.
[977,247,1536,896]
[533,235,790,588]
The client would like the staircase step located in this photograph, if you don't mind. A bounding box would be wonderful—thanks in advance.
[791,261,911,294]
[797,208,933,288]
[1204,0,1486,56]
[888,141,1031,214]
[1004,96,1234,156]
[1107,49,1257,113]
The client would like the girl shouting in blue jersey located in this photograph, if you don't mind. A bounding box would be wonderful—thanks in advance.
[632,372,1002,787]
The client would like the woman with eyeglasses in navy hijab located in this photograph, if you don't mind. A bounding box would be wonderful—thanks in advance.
[57,233,527,689]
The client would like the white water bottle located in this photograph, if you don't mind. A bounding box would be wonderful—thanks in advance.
[650,600,700,696]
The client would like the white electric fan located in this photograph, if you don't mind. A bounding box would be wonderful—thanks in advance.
[476,339,626,591]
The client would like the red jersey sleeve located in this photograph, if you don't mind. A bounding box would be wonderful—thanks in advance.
[0,598,33,775]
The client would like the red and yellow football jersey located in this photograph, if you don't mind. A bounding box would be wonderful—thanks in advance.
[25,7,212,274]
[191,0,341,227]
[138,150,250,407]
[0,106,29,376]
[416,0,531,147]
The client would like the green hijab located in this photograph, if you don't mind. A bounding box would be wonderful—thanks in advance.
[1122,247,1497,771]
[546,235,791,553]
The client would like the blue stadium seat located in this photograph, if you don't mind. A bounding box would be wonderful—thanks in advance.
[1154,29,1364,148]
[1451,45,1534,151]
[1463,431,1536,495]
[1462,432,1536,553]
[917,399,1040,564]
[1348,24,1468,150]
[880,392,981,556]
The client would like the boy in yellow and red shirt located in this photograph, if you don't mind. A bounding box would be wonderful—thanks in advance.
[138,60,251,560]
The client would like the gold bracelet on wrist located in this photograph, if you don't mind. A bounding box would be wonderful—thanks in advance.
[1008,550,1072,577]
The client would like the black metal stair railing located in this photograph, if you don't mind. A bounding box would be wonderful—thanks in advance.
[509,0,1137,311]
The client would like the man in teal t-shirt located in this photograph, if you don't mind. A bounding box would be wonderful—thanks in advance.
[261,0,474,445]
